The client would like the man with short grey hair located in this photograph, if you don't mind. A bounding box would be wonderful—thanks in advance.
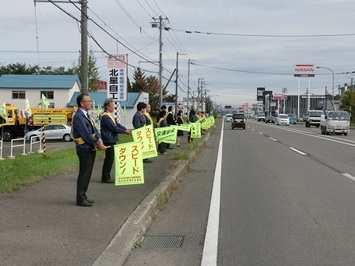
[100,99,131,183]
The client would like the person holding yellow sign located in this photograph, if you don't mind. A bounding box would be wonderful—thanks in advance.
[132,102,153,163]
[72,94,106,207]
[100,99,131,184]
[176,110,184,147]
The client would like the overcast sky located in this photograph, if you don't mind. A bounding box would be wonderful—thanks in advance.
[1,0,355,107]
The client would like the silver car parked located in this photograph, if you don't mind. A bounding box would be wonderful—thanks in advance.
[25,124,72,142]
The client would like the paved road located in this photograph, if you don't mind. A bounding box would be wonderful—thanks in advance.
[123,120,355,265]
[0,127,211,266]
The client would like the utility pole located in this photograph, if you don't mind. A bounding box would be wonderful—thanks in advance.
[187,59,191,114]
[175,52,179,117]
[80,0,88,93]
[158,16,163,108]
[351,78,353,119]
[197,78,205,111]
[174,52,186,116]
[151,16,168,108]
[324,85,327,111]
[34,0,88,93]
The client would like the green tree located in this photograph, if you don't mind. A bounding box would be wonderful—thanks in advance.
[0,63,76,75]
[0,63,39,75]
[75,49,100,91]
[340,89,355,120]
[38,66,76,75]
[130,68,166,115]
[131,68,147,92]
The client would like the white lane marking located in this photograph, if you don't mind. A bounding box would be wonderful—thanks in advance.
[201,120,223,266]
[252,128,255,131]
[249,120,355,147]
[258,132,263,135]
[269,137,277,142]
[289,147,307,156]
[342,173,355,182]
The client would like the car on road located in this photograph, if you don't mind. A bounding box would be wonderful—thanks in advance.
[288,114,297,124]
[225,114,233,122]
[265,116,274,123]
[305,110,324,127]
[231,113,245,130]
[257,115,266,122]
[276,114,290,126]
[25,124,72,142]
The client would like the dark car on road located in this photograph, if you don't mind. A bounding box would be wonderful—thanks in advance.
[265,116,274,123]
[231,113,245,130]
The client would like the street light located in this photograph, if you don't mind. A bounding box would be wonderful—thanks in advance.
[316,66,335,105]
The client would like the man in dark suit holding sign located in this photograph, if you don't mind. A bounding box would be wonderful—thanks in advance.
[72,93,106,207]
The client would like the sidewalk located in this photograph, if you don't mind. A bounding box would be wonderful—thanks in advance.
[0,131,211,266]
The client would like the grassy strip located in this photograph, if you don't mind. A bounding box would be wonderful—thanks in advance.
[0,134,134,194]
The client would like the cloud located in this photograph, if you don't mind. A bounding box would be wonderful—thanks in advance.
[1,0,355,106]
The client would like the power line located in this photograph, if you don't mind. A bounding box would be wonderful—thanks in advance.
[143,0,159,17]
[191,62,292,75]
[112,0,153,38]
[171,28,355,38]
[136,0,151,17]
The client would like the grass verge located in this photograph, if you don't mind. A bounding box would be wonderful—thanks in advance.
[0,134,133,194]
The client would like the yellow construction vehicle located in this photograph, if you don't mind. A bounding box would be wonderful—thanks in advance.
[0,103,74,141]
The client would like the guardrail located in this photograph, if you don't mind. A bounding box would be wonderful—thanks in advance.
[28,136,43,154]
[8,138,27,159]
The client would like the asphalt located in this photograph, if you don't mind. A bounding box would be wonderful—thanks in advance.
[0,129,212,266]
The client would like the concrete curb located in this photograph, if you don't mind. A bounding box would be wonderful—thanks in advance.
[92,132,211,266]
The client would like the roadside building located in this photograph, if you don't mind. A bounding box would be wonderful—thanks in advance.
[0,74,80,108]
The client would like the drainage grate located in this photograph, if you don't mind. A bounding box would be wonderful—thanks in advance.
[141,236,184,248]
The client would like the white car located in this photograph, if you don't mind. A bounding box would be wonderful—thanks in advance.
[225,114,233,122]
[25,124,72,142]
[276,114,290,126]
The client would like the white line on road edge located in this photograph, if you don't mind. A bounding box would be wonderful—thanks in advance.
[289,147,307,156]
[269,137,277,142]
[201,121,224,266]
[342,173,355,182]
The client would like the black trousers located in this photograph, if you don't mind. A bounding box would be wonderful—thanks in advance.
[102,145,115,181]
[76,150,96,204]
[158,142,166,154]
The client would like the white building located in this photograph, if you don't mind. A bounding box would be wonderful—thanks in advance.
[0,74,81,109]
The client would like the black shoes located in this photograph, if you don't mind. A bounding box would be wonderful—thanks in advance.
[143,159,153,163]
[87,199,95,204]
[101,179,115,184]
[77,200,92,207]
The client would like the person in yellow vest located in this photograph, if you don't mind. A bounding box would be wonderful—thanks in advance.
[144,103,154,125]
[100,99,131,183]
[73,94,106,207]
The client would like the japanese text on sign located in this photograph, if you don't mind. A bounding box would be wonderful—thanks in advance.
[107,54,127,101]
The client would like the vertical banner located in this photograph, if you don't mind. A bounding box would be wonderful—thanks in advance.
[190,123,201,139]
[132,125,158,159]
[114,142,144,186]
[107,54,128,101]
[154,127,178,144]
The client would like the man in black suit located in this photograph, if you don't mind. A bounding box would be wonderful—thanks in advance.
[72,93,106,207]
[132,102,153,163]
